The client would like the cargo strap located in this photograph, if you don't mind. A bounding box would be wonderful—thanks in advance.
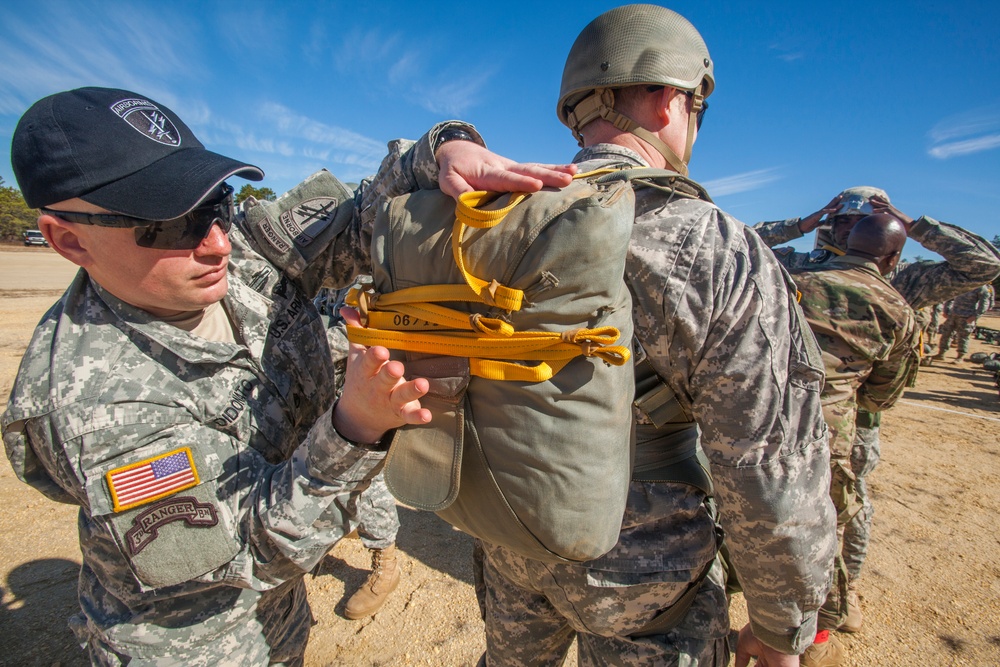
[345,169,631,383]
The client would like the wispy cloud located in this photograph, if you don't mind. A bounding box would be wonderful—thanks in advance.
[929,135,1000,159]
[0,3,200,116]
[928,107,1000,159]
[333,27,496,116]
[198,101,387,182]
[703,168,782,196]
[768,41,805,63]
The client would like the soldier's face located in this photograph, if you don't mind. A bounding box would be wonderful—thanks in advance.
[45,199,232,317]
[831,214,865,249]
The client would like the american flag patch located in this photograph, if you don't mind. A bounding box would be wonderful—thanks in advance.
[106,448,200,512]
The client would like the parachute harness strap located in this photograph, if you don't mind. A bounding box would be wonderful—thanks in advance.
[345,172,631,382]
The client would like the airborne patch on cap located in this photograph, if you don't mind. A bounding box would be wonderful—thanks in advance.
[110,98,182,147]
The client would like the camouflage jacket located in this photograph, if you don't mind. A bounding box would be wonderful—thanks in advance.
[0,125,475,661]
[791,256,919,458]
[755,215,1000,309]
[944,284,993,319]
[577,145,836,655]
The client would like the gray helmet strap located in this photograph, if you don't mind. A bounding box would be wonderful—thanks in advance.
[566,87,696,177]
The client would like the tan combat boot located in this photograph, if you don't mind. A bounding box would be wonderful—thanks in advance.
[800,631,846,667]
[344,544,401,619]
[840,587,863,633]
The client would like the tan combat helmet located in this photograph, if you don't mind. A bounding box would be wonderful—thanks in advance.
[558,4,714,176]
[833,186,890,217]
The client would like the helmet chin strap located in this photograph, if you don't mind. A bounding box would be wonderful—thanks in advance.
[566,88,689,176]
[567,85,706,177]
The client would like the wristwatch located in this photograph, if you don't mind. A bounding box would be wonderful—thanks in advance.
[433,127,476,154]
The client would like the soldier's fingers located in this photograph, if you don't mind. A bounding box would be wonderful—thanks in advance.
[506,162,577,189]
[359,345,392,380]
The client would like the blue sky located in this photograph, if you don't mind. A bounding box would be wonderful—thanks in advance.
[1,0,998,260]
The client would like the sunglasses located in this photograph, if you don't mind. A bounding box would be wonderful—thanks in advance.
[42,184,235,250]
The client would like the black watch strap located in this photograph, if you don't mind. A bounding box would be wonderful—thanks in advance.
[433,128,476,153]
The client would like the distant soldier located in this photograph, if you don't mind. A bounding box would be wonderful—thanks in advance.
[756,187,1000,634]
[925,302,944,346]
[791,214,919,663]
[934,284,994,361]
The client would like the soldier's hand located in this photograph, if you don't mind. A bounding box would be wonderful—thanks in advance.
[870,195,914,231]
[333,308,431,445]
[436,141,576,198]
[734,623,799,667]
[799,194,842,233]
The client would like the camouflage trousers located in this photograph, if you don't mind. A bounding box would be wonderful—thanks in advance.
[472,481,729,666]
[937,315,977,355]
[80,578,311,666]
[843,424,881,582]
[356,469,399,550]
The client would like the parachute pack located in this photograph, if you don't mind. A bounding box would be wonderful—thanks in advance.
[347,167,716,563]
[346,170,637,563]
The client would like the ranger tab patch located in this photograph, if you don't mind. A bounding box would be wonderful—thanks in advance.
[107,447,200,512]
[124,496,219,555]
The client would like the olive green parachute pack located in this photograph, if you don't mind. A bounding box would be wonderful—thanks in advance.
[345,167,710,563]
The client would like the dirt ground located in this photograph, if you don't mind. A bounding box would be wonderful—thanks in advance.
[1,245,999,666]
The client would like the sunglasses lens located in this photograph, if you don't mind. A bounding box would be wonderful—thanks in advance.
[133,186,234,249]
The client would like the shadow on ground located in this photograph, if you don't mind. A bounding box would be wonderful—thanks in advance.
[0,557,86,666]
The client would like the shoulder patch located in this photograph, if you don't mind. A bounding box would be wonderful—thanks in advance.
[280,197,339,246]
[106,447,199,512]
[124,495,219,555]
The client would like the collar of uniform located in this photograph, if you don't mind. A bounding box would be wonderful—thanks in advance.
[827,254,889,282]
[88,278,246,365]
[574,143,648,167]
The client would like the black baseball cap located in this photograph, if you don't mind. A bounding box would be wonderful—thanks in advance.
[11,87,264,219]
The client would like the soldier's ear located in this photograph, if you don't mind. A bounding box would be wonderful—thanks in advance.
[38,213,95,268]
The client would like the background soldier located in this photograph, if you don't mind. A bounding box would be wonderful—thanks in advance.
[755,187,1000,634]
[1,87,572,666]
[934,284,995,362]
[474,6,835,666]
[791,214,920,665]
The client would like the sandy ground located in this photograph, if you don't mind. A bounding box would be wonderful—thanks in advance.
[1,245,999,666]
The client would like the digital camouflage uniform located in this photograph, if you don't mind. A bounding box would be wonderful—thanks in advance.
[319,296,399,551]
[756,214,1000,583]
[791,256,920,628]
[937,284,993,357]
[476,145,836,666]
[1,126,475,666]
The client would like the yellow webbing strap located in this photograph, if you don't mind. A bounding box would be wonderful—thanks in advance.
[346,324,630,383]
[820,244,846,257]
[347,170,633,382]
[453,191,528,311]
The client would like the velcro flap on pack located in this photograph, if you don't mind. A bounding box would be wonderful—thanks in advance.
[384,356,470,511]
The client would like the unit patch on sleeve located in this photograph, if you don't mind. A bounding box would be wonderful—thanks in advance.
[280,197,339,246]
[106,447,200,512]
[124,496,219,555]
